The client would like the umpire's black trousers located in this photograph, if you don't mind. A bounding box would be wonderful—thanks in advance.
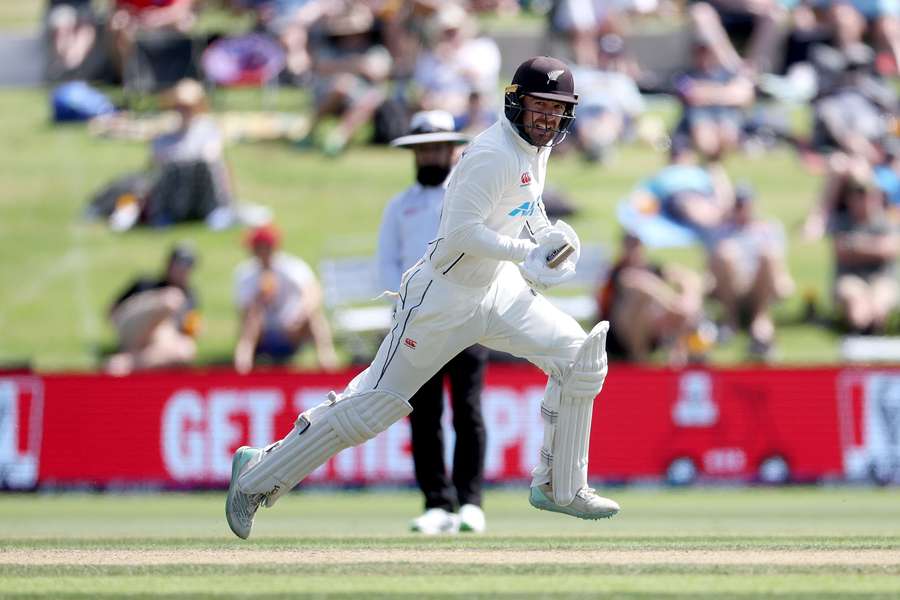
[408,344,488,511]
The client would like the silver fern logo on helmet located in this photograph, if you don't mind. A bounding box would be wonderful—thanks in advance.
[547,69,565,82]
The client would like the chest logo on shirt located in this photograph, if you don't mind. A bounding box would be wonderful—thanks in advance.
[509,201,536,217]
[404,337,417,349]
[520,172,532,186]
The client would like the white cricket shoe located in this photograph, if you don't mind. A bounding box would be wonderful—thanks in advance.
[529,483,620,520]
[226,446,267,539]
[409,508,459,535]
[458,504,486,533]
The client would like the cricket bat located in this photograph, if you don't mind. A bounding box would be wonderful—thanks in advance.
[546,243,575,268]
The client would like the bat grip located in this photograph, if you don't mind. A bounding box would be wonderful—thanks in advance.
[546,243,575,268]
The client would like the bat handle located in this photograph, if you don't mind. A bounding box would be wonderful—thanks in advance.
[546,243,575,268]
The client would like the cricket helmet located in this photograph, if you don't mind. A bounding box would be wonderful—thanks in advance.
[504,56,578,147]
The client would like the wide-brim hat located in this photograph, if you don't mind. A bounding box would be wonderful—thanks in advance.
[390,110,470,147]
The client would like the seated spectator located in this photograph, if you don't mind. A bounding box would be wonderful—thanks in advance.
[597,231,705,365]
[629,140,736,235]
[454,90,498,136]
[151,79,232,201]
[832,177,900,334]
[410,4,501,125]
[674,36,755,162]
[707,185,795,360]
[233,225,338,373]
[570,33,645,162]
[108,0,197,79]
[689,0,787,76]
[803,151,874,240]
[101,79,236,230]
[237,0,328,83]
[155,80,227,163]
[819,0,900,74]
[105,243,200,375]
[374,0,439,80]
[300,2,391,155]
[804,142,900,242]
[45,0,99,81]
[810,44,897,163]
[549,0,624,69]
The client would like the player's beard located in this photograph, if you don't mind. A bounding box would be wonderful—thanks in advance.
[416,164,451,187]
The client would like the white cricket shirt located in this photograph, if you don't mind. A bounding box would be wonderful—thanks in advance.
[428,117,553,287]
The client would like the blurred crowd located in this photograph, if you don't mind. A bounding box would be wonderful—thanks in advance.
[42,0,900,370]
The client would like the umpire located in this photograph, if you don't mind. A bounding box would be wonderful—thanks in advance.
[377,110,489,534]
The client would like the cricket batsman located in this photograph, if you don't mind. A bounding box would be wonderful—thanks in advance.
[227,56,619,539]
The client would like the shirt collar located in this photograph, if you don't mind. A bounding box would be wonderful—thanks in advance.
[501,116,545,156]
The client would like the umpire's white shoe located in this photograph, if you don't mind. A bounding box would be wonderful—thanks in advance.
[409,508,459,535]
[529,484,620,520]
[226,446,267,539]
[458,504,486,533]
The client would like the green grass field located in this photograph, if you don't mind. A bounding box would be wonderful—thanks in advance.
[3,488,900,598]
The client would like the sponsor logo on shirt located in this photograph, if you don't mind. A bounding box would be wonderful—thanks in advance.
[509,201,536,217]
[520,172,532,186]
[404,338,417,349]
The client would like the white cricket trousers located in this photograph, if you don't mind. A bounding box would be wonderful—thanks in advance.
[342,259,588,485]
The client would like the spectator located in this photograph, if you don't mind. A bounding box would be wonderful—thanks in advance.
[803,151,873,240]
[689,0,787,76]
[108,0,197,79]
[819,0,900,75]
[569,33,645,162]
[105,243,200,375]
[707,185,795,360]
[548,0,624,68]
[674,35,755,162]
[105,79,236,230]
[832,176,900,334]
[300,2,392,155]
[374,0,441,80]
[597,231,705,365]
[810,44,897,163]
[152,79,232,196]
[233,224,338,373]
[237,0,329,83]
[411,4,501,126]
[45,0,99,81]
[630,140,736,235]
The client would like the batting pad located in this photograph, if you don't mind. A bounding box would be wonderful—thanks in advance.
[238,390,412,499]
[541,321,609,506]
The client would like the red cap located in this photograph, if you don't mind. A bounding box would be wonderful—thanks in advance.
[245,224,280,249]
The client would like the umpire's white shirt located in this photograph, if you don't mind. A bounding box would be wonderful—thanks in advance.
[428,117,552,287]
[376,183,445,292]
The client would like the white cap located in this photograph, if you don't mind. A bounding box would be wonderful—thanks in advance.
[390,110,470,147]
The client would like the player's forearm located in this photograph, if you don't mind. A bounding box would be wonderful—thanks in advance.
[447,223,536,262]
[836,236,899,262]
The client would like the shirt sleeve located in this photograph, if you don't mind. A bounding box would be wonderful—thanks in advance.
[282,256,315,290]
[233,263,255,309]
[376,196,405,292]
[525,195,553,241]
[442,148,536,262]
